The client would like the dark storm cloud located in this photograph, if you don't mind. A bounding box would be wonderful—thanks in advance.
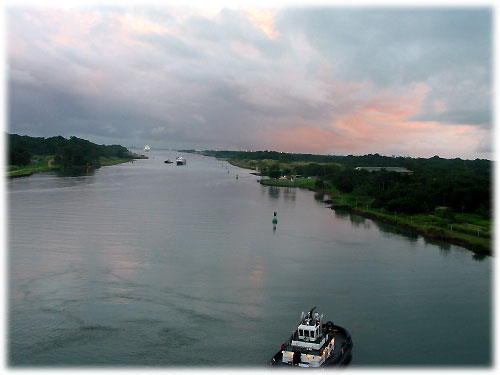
[9,76,163,140]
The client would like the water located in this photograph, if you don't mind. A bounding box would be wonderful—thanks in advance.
[7,151,491,367]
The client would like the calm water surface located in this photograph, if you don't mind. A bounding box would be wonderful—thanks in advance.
[8,151,491,367]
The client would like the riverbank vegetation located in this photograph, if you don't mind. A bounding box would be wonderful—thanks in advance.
[200,150,492,255]
[7,155,60,178]
[7,133,138,177]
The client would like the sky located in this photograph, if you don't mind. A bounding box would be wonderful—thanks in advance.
[4,1,494,159]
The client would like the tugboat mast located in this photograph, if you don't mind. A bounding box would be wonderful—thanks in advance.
[308,306,317,318]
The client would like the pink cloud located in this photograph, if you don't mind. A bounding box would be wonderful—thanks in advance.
[114,14,168,35]
[433,99,447,113]
[243,8,279,39]
[268,124,358,153]
[45,10,101,50]
[267,82,485,158]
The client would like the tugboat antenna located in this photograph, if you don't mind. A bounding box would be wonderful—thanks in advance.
[309,306,317,318]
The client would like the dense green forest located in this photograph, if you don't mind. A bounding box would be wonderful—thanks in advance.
[7,133,134,170]
[201,150,492,219]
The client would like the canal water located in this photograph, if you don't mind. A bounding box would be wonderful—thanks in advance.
[7,151,491,367]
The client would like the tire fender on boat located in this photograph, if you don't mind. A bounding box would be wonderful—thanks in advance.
[325,321,334,332]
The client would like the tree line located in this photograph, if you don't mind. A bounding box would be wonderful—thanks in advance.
[7,133,133,169]
[203,150,492,219]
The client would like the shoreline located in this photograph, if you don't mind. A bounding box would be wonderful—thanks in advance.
[326,201,490,256]
[253,174,491,256]
[7,166,58,179]
[7,155,139,179]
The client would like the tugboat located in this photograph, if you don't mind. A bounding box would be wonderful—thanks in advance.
[269,307,353,367]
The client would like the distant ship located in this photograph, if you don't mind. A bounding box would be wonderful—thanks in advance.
[144,145,151,152]
[176,156,187,165]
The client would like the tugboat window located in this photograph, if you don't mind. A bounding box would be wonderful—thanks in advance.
[304,330,309,337]
[311,331,315,338]
[299,329,303,337]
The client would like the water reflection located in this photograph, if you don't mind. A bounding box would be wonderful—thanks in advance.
[56,167,95,177]
[333,208,420,244]
[282,187,296,201]
[8,172,97,192]
[433,240,451,254]
[333,209,349,220]
[260,184,299,202]
[372,220,419,244]
[314,192,325,202]
[331,208,488,257]
[348,214,369,229]
[473,253,488,262]
[268,186,280,199]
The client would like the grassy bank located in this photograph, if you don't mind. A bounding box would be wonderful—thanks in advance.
[225,158,259,170]
[226,158,338,173]
[7,155,60,178]
[260,177,492,255]
[7,154,138,178]
[98,155,136,166]
[260,178,317,189]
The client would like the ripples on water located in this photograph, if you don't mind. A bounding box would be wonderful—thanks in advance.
[8,151,491,366]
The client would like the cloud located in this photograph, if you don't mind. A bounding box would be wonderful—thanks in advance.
[267,80,489,158]
[6,6,492,159]
[243,8,279,39]
[276,7,491,85]
[113,13,168,35]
